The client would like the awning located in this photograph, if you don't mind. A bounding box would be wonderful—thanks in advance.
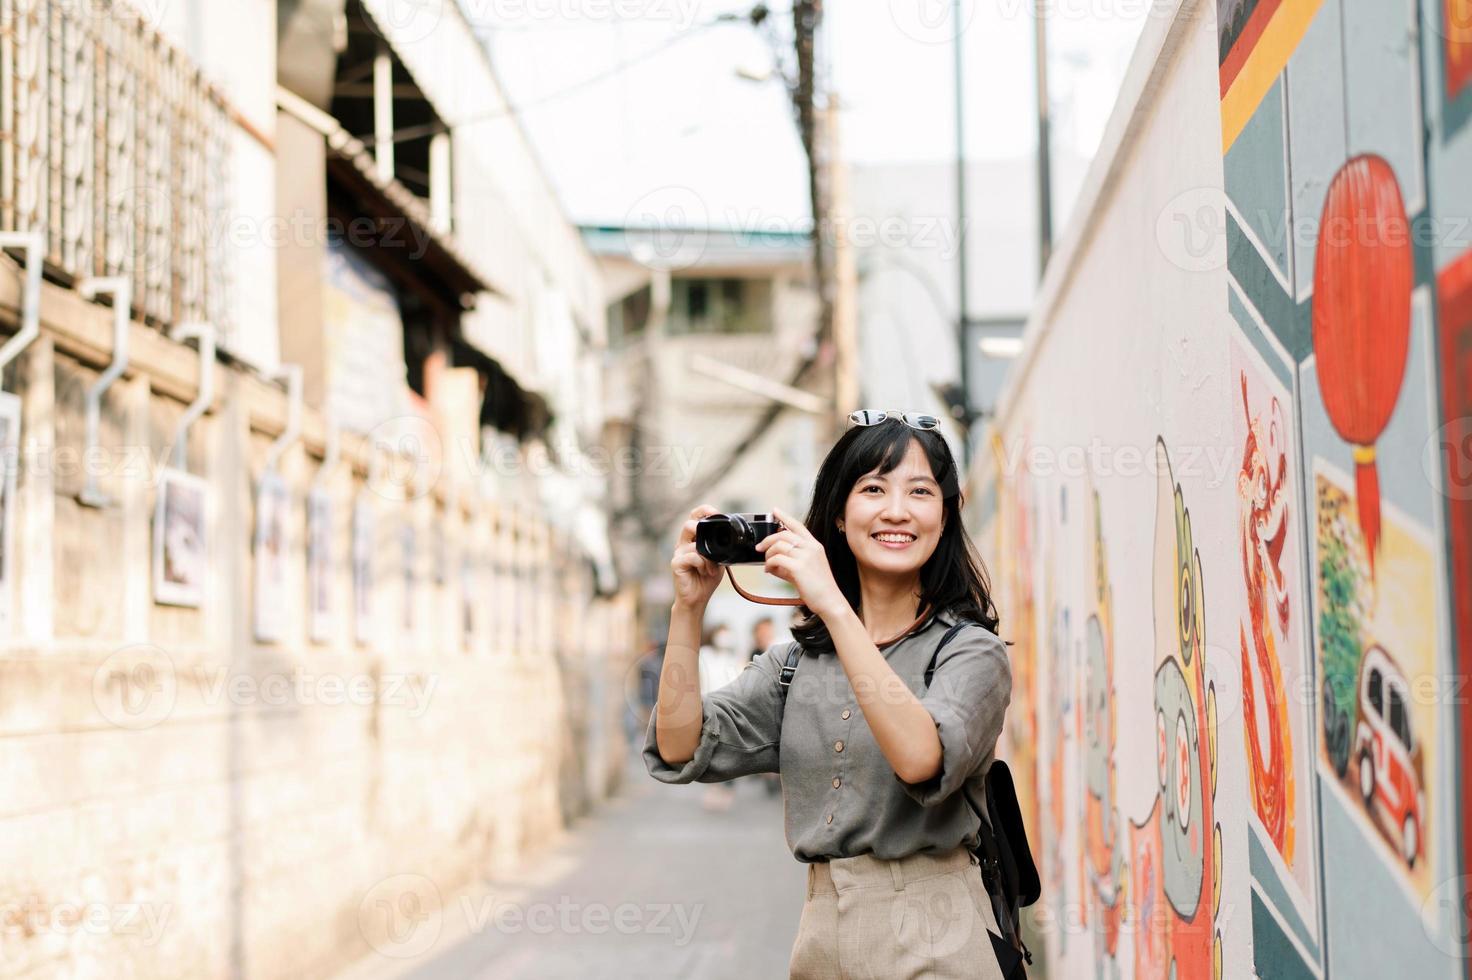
[450,338,554,444]
[278,86,497,314]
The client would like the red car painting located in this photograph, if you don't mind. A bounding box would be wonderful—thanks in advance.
[1354,645,1427,867]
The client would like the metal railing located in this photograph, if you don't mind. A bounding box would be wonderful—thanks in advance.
[0,0,232,333]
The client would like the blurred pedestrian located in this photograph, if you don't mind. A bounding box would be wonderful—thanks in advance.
[698,623,743,811]
[627,634,665,755]
[748,617,783,797]
[645,412,1012,978]
[701,623,744,694]
[747,616,775,664]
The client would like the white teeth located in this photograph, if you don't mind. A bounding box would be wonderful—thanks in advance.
[874,533,915,542]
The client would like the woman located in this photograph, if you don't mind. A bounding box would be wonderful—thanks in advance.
[644,411,1012,979]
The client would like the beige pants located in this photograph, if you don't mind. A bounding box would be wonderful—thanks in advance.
[788,846,1006,979]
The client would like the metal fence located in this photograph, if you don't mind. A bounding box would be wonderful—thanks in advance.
[0,0,232,333]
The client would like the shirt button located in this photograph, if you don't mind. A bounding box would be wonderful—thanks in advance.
[834,740,845,753]
[841,709,851,720]
[826,813,834,824]
[833,777,841,789]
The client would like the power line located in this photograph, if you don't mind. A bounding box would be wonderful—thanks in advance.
[365,8,773,147]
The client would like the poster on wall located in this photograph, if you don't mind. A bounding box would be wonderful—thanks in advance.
[460,553,475,653]
[1231,338,1320,926]
[253,473,289,643]
[307,488,332,644]
[432,519,447,586]
[352,495,374,646]
[154,467,208,607]
[0,392,20,632]
[322,240,407,436]
[1312,460,1441,901]
[401,522,416,634]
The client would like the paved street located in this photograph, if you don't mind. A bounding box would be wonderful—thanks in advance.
[336,756,804,980]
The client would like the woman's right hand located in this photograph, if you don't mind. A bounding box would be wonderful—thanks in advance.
[671,505,724,610]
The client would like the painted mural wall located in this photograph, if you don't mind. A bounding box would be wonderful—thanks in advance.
[969,1,1470,976]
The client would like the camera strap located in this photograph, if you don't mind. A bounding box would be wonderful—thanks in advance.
[723,567,805,606]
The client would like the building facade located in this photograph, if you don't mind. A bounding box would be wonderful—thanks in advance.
[0,1,632,976]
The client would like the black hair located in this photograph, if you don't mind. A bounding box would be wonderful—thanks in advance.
[789,420,1000,649]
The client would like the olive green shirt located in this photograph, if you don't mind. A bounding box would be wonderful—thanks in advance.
[643,607,1012,863]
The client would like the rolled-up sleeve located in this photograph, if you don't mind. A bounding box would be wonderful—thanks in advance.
[897,627,1011,806]
[643,643,787,784]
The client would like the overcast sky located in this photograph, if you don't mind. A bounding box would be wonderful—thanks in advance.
[464,0,1151,230]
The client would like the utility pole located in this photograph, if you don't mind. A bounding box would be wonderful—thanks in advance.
[647,1,844,525]
[829,96,859,423]
[792,0,840,439]
[1035,0,1054,275]
[952,0,972,465]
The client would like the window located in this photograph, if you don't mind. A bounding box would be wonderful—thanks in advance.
[1389,687,1411,751]
[668,277,771,335]
[1367,667,1383,716]
[607,285,652,346]
[331,1,452,223]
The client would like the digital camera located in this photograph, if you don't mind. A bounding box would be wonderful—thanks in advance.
[695,513,783,565]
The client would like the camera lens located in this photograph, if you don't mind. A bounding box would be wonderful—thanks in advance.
[727,515,753,547]
[705,520,735,552]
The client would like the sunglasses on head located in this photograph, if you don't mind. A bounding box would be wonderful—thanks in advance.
[847,409,941,431]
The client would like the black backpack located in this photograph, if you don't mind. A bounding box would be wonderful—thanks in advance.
[777,620,1039,976]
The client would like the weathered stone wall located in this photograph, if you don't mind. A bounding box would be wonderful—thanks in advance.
[0,285,636,978]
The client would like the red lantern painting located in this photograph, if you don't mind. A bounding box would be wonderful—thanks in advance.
[1311,155,1414,574]
[1448,0,1472,98]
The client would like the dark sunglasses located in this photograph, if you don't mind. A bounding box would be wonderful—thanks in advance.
[847,409,941,431]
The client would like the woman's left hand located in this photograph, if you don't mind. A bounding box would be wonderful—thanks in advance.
[756,506,846,618]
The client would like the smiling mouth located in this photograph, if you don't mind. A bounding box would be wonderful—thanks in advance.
[871,532,917,546]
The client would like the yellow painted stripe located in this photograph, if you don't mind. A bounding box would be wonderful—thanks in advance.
[1221,0,1327,153]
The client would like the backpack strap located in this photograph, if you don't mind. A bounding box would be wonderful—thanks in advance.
[777,642,803,709]
[922,619,1036,964]
[923,618,975,688]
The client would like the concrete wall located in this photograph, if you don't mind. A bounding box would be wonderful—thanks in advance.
[0,276,638,978]
[968,1,1470,977]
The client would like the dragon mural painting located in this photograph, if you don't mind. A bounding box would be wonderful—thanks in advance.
[995,435,1041,866]
[1131,440,1222,980]
[1236,372,1295,863]
[1043,601,1070,944]
[1039,488,1077,958]
[1081,486,1126,975]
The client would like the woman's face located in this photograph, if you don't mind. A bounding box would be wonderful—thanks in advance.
[839,439,945,579]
